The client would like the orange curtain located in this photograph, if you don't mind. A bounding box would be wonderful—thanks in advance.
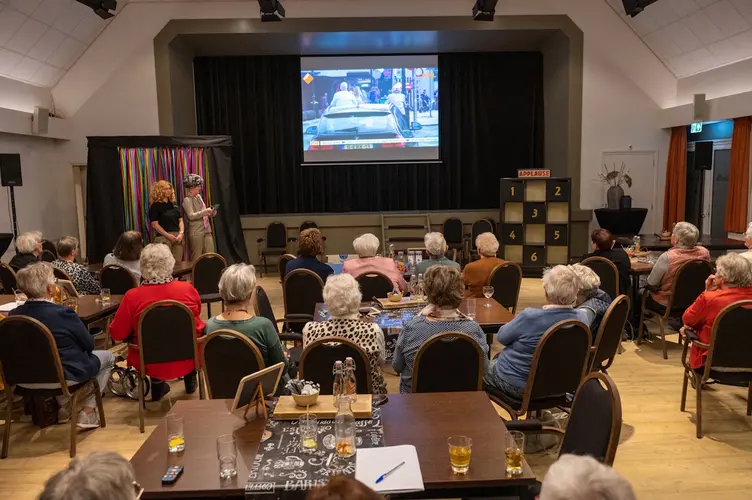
[725,117,751,233]
[662,126,687,231]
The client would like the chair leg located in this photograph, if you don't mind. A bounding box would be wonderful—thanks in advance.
[94,380,106,428]
[695,374,703,439]
[207,302,212,318]
[747,383,751,417]
[2,387,12,459]
[198,371,205,400]
[138,375,145,434]
[659,318,668,360]
[637,307,647,345]
[69,391,79,458]
[680,368,689,412]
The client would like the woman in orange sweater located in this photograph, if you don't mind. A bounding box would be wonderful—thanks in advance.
[462,232,505,298]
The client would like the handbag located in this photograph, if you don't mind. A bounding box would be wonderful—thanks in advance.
[24,393,59,428]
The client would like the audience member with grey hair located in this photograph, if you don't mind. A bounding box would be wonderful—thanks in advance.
[206,264,288,374]
[416,232,460,275]
[393,266,489,393]
[110,243,204,402]
[9,230,43,270]
[485,265,583,400]
[52,236,101,295]
[10,262,114,429]
[539,454,636,500]
[462,232,506,298]
[343,233,407,292]
[742,222,752,263]
[571,263,612,337]
[304,274,387,394]
[645,221,710,311]
[39,451,139,500]
[683,252,752,372]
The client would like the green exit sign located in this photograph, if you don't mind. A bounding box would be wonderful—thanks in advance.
[691,122,703,133]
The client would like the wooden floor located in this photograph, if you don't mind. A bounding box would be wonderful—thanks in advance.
[1,277,752,499]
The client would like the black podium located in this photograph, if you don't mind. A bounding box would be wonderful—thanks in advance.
[594,208,648,236]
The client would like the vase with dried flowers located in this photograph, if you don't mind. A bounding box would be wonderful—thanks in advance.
[599,162,632,209]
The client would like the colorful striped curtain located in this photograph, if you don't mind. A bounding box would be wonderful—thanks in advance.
[119,147,212,242]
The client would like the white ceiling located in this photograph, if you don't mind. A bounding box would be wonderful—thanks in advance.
[606,0,752,78]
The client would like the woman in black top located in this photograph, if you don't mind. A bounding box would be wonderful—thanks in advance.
[587,228,632,296]
[148,180,184,261]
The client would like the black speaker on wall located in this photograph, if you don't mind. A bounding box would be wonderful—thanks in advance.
[0,154,22,187]
[694,141,713,170]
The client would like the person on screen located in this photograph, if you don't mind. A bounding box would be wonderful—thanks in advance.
[387,83,408,130]
[321,92,328,112]
[330,82,357,108]
[369,86,380,103]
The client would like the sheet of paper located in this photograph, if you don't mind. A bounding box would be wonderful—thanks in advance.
[0,301,20,312]
[355,445,424,494]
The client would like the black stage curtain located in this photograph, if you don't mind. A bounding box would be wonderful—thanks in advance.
[85,136,249,265]
[194,52,543,214]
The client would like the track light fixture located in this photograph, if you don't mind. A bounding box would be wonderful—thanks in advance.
[621,0,660,18]
[473,0,498,21]
[76,0,117,20]
[258,0,285,22]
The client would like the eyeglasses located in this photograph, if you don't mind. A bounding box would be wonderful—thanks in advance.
[133,481,144,500]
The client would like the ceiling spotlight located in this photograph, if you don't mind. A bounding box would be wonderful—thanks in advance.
[473,0,498,21]
[621,0,660,18]
[76,0,117,19]
[258,0,285,22]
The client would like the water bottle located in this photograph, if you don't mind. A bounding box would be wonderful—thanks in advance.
[416,273,424,298]
[334,398,356,458]
[633,235,641,252]
[397,250,404,264]
[332,360,344,404]
[344,357,357,403]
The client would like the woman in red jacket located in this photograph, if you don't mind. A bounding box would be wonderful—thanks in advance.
[682,253,752,372]
[110,243,205,401]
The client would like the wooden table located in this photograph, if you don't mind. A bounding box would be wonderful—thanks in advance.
[0,294,122,326]
[637,235,746,251]
[130,393,535,499]
[87,261,194,278]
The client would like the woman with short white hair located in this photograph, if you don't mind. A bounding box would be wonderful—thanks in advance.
[110,243,204,401]
[461,232,506,298]
[485,265,583,400]
[205,264,288,370]
[571,263,612,336]
[540,454,636,500]
[417,232,460,275]
[343,233,407,292]
[9,230,43,270]
[741,222,752,263]
[303,274,387,394]
[40,452,139,500]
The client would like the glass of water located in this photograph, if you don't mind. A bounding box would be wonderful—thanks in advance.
[482,286,494,307]
[299,414,318,453]
[216,434,238,479]
[166,414,185,453]
[465,297,476,320]
[100,288,111,305]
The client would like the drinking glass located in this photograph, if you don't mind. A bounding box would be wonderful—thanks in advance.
[505,431,525,476]
[482,286,494,307]
[465,297,476,320]
[166,414,185,453]
[299,414,318,453]
[100,288,111,305]
[216,434,238,479]
[63,296,79,313]
[12,289,26,306]
[447,436,472,474]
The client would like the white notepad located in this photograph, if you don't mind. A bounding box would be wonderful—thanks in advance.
[0,301,20,312]
[355,445,425,494]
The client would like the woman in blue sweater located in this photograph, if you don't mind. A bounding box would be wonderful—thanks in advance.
[485,265,583,400]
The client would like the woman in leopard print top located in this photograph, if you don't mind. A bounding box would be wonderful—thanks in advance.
[303,274,387,394]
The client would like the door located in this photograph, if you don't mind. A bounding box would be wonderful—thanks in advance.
[710,149,731,239]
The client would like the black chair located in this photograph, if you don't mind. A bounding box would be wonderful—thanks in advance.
[278,254,296,283]
[191,253,228,317]
[0,316,106,458]
[200,329,265,399]
[412,332,485,393]
[0,263,17,293]
[486,320,592,420]
[466,219,494,262]
[52,266,73,282]
[256,222,288,277]
[506,372,622,466]
[42,240,57,258]
[488,262,523,313]
[283,269,324,333]
[638,259,713,359]
[356,272,394,299]
[133,300,202,432]
[254,286,303,344]
[101,265,139,294]
[442,218,464,254]
[581,256,619,303]
[590,295,631,373]
[680,300,752,438]
[299,336,372,395]
[40,250,56,263]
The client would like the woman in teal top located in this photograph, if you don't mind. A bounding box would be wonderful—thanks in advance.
[205,263,288,370]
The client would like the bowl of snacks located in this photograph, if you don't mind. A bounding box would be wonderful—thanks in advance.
[286,380,321,407]
[387,291,403,303]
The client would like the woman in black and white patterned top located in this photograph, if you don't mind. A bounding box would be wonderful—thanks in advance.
[52,236,101,296]
[303,274,387,395]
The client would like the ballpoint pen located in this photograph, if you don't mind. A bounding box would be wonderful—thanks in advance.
[375,461,406,484]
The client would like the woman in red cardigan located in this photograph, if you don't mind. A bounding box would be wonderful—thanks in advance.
[110,243,205,401]
[682,253,752,372]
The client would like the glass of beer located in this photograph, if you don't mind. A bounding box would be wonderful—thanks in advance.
[166,414,185,453]
[447,436,472,474]
[505,430,525,475]
[299,414,318,453]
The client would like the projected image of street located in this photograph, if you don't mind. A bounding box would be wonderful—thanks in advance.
[301,66,439,161]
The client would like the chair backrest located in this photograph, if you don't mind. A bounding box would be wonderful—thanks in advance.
[488,263,522,313]
[0,316,70,394]
[523,320,592,410]
[266,222,288,248]
[300,221,319,232]
[356,272,394,299]
[704,300,752,376]
[52,266,73,282]
[191,252,228,295]
[668,259,714,311]
[471,219,494,251]
[559,372,622,465]
[254,286,278,331]
[42,240,57,258]
[0,263,17,292]
[40,250,56,263]
[136,300,199,371]
[283,269,324,318]
[591,295,631,372]
[299,336,372,395]
[581,256,619,301]
[200,329,265,399]
[100,265,139,294]
[278,254,296,282]
[442,218,463,245]
[412,332,484,393]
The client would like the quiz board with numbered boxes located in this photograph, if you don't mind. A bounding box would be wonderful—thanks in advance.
[499,177,571,277]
